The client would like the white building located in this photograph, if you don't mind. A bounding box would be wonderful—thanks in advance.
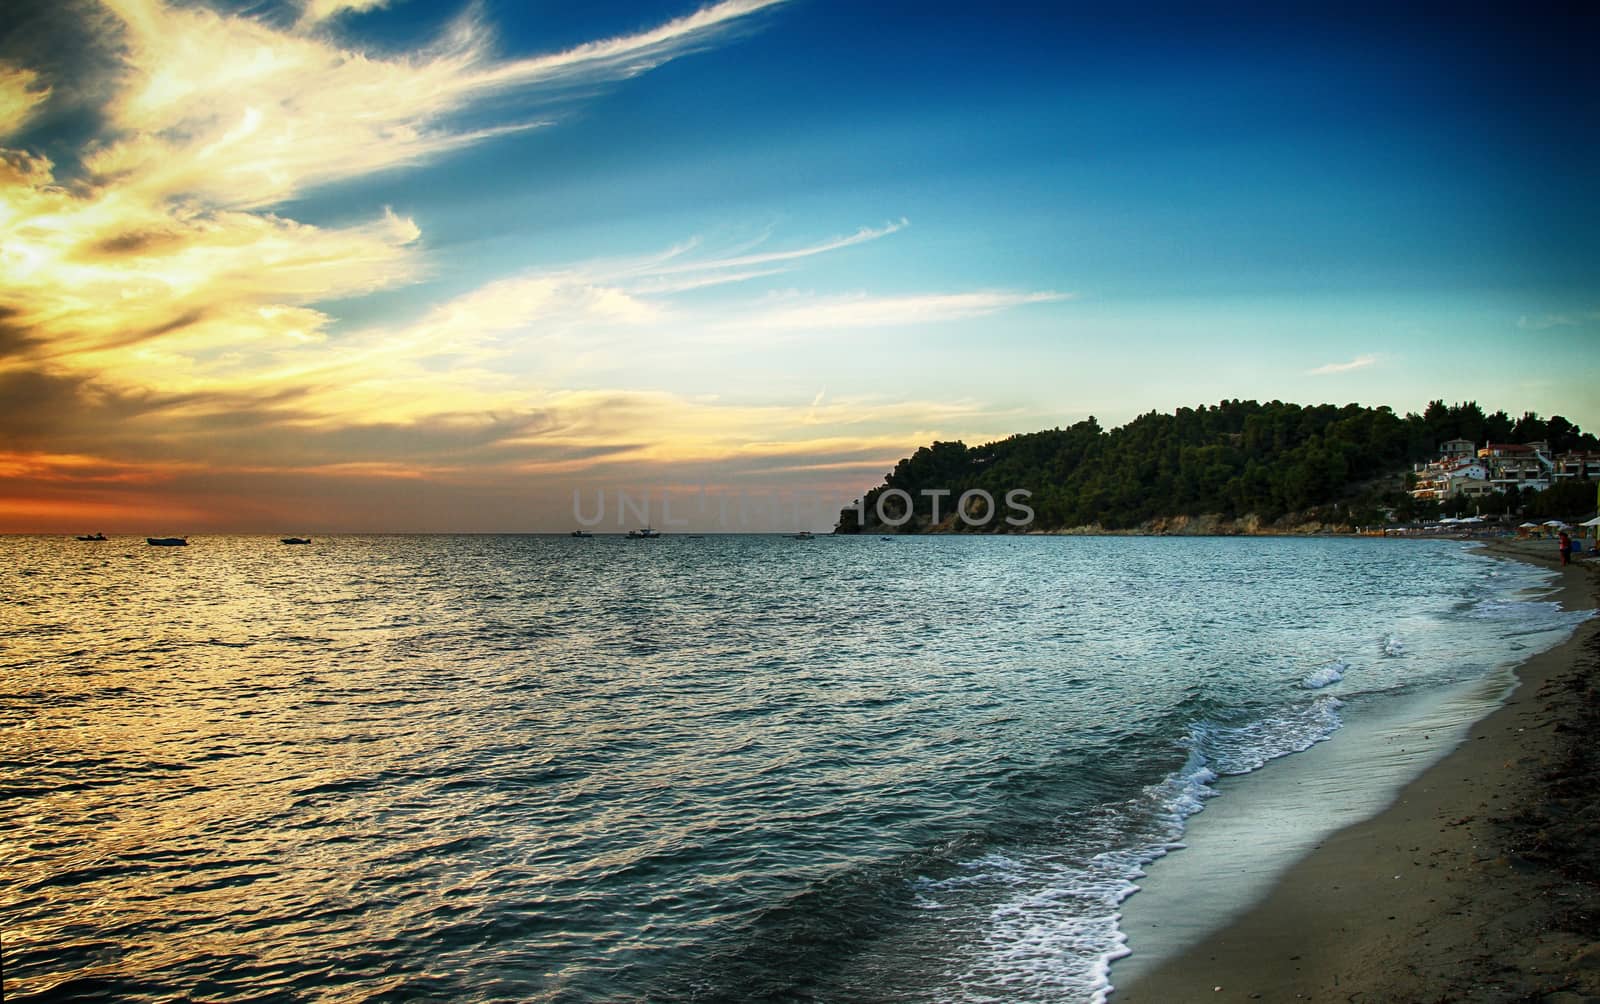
[1412,440,1594,502]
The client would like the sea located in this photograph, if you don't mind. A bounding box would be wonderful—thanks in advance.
[1,534,1588,1002]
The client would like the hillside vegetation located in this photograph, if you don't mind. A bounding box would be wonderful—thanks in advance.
[836,400,1600,534]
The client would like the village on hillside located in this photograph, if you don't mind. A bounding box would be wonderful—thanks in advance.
[1389,439,1600,542]
[1411,439,1600,501]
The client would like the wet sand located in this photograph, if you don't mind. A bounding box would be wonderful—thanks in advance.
[1117,538,1600,1002]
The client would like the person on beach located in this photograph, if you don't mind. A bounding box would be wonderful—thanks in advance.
[1557,530,1572,566]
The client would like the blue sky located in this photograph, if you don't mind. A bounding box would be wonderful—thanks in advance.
[0,1,1595,529]
[302,3,1599,402]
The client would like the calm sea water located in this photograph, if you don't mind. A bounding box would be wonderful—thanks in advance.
[0,535,1584,1002]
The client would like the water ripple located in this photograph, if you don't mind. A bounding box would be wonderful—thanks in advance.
[0,533,1580,1002]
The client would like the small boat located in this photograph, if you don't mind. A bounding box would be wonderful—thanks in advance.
[76,532,107,541]
[626,527,661,539]
[281,537,312,545]
[789,531,815,540]
[147,537,188,547]
[570,530,593,538]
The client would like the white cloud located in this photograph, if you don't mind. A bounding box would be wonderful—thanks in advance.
[89,0,789,210]
[1306,353,1378,375]
[742,289,1071,331]
[644,219,908,276]
[614,220,908,293]
[1,155,422,365]
[1517,310,1600,331]
[631,267,790,294]
[299,0,391,26]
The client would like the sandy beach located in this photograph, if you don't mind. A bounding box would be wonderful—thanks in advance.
[1118,538,1600,1002]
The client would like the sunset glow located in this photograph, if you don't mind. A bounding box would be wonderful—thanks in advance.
[2,3,1595,530]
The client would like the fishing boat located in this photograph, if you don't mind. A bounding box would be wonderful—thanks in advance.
[789,531,815,540]
[570,530,593,538]
[626,527,661,539]
[281,537,311,545]
[76,532,107,541]
[147,537,188,547]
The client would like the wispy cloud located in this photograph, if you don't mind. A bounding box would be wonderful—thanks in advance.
[0,0,789,378]
[644,219,908,276]
[1306,353,1378,375]
[631,267,790,295]
[298,0,391,27]
[1517,310,1600,331]
[618,220,908,293]
[235,227,1066,418]
[742,290,1071,331]
[91,0,789,209]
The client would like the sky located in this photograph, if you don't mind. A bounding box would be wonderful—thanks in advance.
[0,2,1596,532]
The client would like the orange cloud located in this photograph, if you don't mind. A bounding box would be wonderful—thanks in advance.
[0,63,50,138]
[0,1,1061,530]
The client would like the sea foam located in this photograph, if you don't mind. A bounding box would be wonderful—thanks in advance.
[1302,660,1347,689]
[925,694,1347,1003]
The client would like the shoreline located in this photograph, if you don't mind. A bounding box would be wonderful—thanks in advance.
[1114,538,1600,1001]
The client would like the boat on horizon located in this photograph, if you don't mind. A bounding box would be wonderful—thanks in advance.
[147,537,188,547]
[789,531,815,540]
[570,530,594,538]
[281,537,312,545]
[76,532,107,541]
[626,527,661,539]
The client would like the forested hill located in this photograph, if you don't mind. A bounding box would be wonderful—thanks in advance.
[835,400,1600,533]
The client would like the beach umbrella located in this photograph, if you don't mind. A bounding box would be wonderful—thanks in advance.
[1544,519,1566,526]
[1519,522,1540,528]
[1582,516,1600,527]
